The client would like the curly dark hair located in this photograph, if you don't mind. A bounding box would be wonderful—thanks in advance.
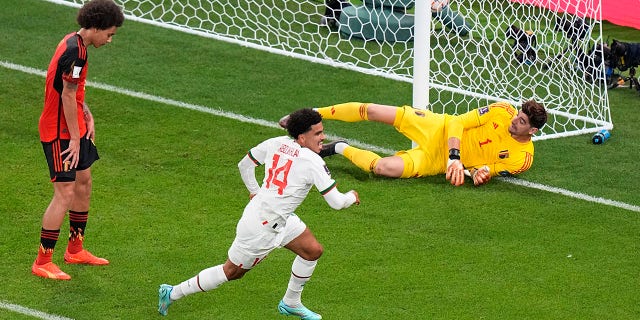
[77,0,124,30]
[286,108,323,139]
[521,100,547,129]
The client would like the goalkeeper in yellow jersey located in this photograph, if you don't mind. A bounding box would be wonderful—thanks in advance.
[280,100,547,186]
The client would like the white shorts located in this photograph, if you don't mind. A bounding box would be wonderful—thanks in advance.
[228,205,306,270]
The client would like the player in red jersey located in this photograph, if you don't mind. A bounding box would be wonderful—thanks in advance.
[32,0,124,280]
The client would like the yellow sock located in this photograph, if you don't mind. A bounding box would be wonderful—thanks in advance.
[316,102,370,122]
[343,145,380,173]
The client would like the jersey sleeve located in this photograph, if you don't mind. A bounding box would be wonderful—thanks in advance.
[485,102,518,122]
[447,107,481,141]
[246,138,274,166]
[238,155,261,194]
[306,155,337,195]
[308,157,358,210]
[492,150,534,177]
[59,39,86,85]
[448,102,516,141]
[323,188,358,210]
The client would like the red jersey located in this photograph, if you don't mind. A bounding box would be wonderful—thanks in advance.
[39,32,88,142]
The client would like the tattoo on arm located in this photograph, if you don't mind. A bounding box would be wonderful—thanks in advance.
[64,81,78,91]
[82,102,91,115]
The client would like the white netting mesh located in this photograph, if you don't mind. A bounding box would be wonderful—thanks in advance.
[426,0,612,140]
[49,0,611,140]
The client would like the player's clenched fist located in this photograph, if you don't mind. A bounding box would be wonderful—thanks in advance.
[471,166,491,186]
[350,190,360,205]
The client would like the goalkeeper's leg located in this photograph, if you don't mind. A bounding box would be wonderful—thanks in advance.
[338,144,404,177]
[316,103,399,125]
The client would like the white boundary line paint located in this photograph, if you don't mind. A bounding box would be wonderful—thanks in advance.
[0,301,74,320]
[2,60,638,213]
[500,177,640,212]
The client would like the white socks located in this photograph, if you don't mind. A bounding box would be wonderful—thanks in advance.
[282,256,318,307]
[335,142,348,155]
[170,264,228,301]
[168,257,319,307]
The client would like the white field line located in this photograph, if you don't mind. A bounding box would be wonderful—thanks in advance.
[2,60,638,213]
[0,301,74,320]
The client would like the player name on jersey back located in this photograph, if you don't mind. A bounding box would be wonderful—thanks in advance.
[278,143,300,157]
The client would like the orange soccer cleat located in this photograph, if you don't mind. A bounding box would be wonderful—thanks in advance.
[64,249,109,265]
[31,261,71,280]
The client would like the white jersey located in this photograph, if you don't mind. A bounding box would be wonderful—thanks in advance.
[245,136,336,226]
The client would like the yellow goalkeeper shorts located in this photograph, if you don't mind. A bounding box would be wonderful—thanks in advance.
[392,106,449,178]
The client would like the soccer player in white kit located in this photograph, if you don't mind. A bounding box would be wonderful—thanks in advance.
[158,108,360,319]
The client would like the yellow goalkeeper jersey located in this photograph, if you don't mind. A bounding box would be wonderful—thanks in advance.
[394,102,534,178]
[449,102,534,177]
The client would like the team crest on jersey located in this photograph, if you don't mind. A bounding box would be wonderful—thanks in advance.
[478,106,490,116]
[498,150,509,159]
[323,165,331,176]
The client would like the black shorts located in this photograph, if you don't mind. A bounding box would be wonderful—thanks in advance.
[42,137,99,182]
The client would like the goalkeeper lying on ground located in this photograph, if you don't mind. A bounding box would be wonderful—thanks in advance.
[280,100,547,186]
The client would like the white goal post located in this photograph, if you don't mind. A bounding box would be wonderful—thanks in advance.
[47,0,612,141]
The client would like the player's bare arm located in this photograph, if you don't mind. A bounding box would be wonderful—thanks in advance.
[83,102,95,142]
[60,80,81,168]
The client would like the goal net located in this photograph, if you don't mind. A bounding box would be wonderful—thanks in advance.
[48,0,612,140]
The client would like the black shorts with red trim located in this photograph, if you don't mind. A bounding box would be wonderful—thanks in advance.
[41,137,99,182]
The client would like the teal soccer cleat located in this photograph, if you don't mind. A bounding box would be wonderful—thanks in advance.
[278,300,322,320]
[157,284,173,316]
